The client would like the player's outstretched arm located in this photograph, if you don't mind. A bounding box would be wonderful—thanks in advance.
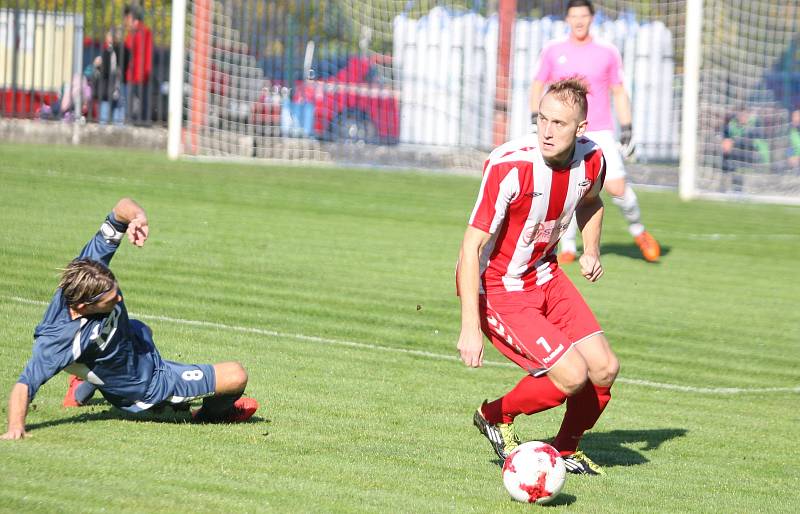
[112,198,149,247]
[456,226,491,368]
[1,383,31,440]
[576,194,604,282]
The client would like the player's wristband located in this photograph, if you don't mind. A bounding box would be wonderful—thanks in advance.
[99,213,127,245]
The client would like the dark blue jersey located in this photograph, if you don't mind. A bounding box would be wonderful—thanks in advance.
[18,213,170,413]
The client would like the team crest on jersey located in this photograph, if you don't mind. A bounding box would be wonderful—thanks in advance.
[576,179,592,197]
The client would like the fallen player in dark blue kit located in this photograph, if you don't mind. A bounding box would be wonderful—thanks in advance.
[2,197,259,440]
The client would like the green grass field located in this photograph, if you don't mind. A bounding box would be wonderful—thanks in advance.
[0,143,798,513]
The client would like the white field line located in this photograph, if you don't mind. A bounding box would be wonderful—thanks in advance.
[684,233,799,241]
[7,296,799,395]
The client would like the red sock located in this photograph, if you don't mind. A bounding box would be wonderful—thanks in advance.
[552,383,612,456]
[482,375,568,424]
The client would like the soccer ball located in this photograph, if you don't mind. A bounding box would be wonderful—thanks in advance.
[502,441,566,504]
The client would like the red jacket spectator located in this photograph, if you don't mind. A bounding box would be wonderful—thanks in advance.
[125,24,152,85]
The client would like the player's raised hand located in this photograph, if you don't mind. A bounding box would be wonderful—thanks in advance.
[579,253,604,282]
[457,328,485,367]
[127,214,149,247]
[113,198,149,247]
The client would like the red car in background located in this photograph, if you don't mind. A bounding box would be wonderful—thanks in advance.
[252,49,399,144]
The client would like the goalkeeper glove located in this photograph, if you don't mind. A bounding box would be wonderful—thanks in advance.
[619,124,635,158]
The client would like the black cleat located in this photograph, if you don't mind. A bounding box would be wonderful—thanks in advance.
[472,404,521,460]
[562,450,606,475]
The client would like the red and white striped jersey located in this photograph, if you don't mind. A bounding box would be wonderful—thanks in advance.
[468,134,605,294]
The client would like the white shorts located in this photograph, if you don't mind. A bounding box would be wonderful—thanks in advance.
[585,130,625,181]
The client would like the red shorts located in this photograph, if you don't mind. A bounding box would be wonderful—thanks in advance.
[480,271,602,376]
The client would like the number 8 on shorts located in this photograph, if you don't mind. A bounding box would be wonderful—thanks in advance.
[181,369,204,381]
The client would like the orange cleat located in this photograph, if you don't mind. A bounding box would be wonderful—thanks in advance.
[224,397,259,423]
[635,231,661,262]
[63,375,85,408]
[557,251,577,264]
[193,397,260,423]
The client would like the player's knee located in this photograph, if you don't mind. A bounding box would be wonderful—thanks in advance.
[551,366,589,396]
[215,361,248,393]
[593,356,620,387]
[230,362,248,390]
[562,375,590,396]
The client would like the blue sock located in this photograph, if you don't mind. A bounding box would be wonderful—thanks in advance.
[75,382,97,404]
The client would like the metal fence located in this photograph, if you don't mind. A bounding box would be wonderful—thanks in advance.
[0,0,171,125]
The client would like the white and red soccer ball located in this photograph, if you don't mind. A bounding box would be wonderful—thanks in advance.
[502,441,566,504]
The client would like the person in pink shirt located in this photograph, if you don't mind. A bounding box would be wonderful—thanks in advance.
[530,0,660,263]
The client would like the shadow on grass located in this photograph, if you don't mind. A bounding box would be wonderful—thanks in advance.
[26,404,269,432]
[543,493,577,507]
[485,427,687,470]
[577,428,688,468]
[598,242,672,261]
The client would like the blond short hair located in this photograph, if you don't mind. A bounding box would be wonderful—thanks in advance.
[58,258,116,306]
[546,76,589,120]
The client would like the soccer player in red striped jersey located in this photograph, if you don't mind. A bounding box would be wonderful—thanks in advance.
[456,77,618,475]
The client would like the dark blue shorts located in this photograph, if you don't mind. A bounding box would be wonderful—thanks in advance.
[160,360,216,405]
[109,320,218,413]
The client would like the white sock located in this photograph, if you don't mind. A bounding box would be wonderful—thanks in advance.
[611,185,645,237]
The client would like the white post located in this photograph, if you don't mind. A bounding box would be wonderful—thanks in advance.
[679,0,703,200]
[167,0,187,160]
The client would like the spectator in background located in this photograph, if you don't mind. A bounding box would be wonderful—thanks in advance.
[788,109,800,170]
[55,69,93,122]
[93,29,129,125]
[721,108,769,190]
[124,4,153,124]
[721,109,770,168]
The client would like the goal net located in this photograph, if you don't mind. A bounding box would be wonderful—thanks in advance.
[690,1,800,201]
[173,1,799,201]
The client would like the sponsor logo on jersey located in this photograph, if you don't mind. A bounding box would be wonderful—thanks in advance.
[522,219,571,245]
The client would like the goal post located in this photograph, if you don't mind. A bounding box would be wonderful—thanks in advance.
[679,0,702,201]
[168,0,187,160]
